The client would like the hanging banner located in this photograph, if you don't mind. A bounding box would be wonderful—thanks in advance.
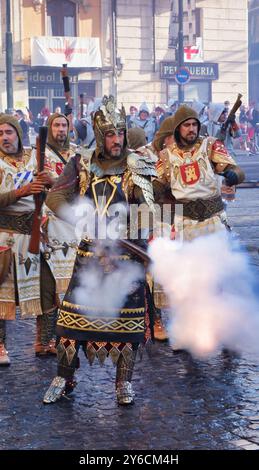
[184,37,203,63]
[31,36,102,68]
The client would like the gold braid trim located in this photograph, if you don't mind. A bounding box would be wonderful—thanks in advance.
[76,248,130,260]
[79,155,91,196]
[62,300,145,314]
[122,169,134,201]
[57,310,145,333]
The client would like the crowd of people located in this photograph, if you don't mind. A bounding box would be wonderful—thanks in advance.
[0,92,246,406]
[4,97,259,158]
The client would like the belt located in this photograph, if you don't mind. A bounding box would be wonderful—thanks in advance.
[0,210,34,235]
[177,196,224,222]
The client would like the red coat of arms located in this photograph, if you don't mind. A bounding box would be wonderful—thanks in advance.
[55,162,64,175]
[180,161,200,185]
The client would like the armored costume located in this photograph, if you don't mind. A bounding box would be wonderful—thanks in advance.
[0,115,55,365]
[154,106,245,241]
[43,96,156,405]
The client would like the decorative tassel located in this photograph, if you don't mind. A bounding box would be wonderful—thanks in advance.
[20,299,42,318]
[0,301,16,320]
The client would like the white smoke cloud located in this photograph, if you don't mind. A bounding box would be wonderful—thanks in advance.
[74,247,144,315]
[149,232,259,358]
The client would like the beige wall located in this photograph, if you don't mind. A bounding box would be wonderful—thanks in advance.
[116,0,172,111]
[196,0,248,105]
[115,0,248,111]
[0,0,249,113]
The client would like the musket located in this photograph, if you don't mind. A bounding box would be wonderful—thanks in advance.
[61,64,73,130]
[28,126,48,254]
[118,239,151,264]
[221,93,243,133]
[61,64,72,110]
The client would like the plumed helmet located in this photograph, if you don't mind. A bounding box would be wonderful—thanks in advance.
[92,95,127,155]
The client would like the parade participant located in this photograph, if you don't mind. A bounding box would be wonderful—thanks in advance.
[33,113,78,355]
[207,104,241,157]
[154,105,245,241]
[127,127,168,341]
[151,117,177,340]
[190,100,208,136]
[159,99,177,125]
[129,102,157,143]
[45,113,75,172]
[43,95,156,405]
[0,114,54,365]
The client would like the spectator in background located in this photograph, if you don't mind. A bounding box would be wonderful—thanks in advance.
[159,99,178,125]
[129,102,157,143]
[224,100,230,113]
[15,109,30,147]
[126,105,138,126]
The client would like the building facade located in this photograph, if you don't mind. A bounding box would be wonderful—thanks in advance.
[249,0,259,104]
[0,0,249,116]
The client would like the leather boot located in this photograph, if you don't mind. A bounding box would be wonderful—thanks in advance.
[154,308,169,341]
[116,349,137,405]
[35,309,58,356]
[0,320,10,366]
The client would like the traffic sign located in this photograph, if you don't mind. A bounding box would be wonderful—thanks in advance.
[175,67,191,85]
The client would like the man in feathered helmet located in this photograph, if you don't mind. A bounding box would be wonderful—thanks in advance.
[42,95,157,406]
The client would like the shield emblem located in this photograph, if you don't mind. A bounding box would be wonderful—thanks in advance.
[180,161,200,185]
[55,162,64,175]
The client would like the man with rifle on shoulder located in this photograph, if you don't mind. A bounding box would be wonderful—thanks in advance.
[0,114,54,365]
[31,65,79,355]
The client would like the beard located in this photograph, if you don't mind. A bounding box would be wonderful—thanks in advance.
[181,133,198,145]
[105,145,123,159]
[55,134,67,146]
[0,140,19,154]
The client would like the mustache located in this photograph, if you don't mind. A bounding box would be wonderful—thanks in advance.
[111,144,122,149]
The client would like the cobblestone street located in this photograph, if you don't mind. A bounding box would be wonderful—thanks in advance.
[1,155,259,453]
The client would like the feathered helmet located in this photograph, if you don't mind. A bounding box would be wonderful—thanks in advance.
[92,95,127,155]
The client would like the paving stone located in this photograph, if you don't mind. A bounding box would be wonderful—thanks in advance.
[1,162,259,450]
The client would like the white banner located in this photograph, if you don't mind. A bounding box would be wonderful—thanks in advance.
[184,37,203,63]
[31,36,102,68]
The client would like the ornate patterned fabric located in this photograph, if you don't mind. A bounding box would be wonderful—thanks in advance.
[0,150,42,318]
[49,146,156,362]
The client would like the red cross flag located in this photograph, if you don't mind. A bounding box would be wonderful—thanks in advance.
[31,36,102,68]
[184,37,203,63]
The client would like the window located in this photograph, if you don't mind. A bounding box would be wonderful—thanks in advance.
[47,0,76,36]
[168,81,210,104]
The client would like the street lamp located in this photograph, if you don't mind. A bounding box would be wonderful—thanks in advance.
[5,0,14,114]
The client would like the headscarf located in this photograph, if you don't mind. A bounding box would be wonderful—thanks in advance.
[46,113,70,151]
[0,114,23,154]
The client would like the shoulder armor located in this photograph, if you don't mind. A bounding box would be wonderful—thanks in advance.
[127,152,155,210]
[212,139,228,156]
[127,151,157,177]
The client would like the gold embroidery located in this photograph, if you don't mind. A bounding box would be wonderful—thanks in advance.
[62,300,144,315]
[57,310,145,333]
[184,164,198,182]
[91,176,117,217]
